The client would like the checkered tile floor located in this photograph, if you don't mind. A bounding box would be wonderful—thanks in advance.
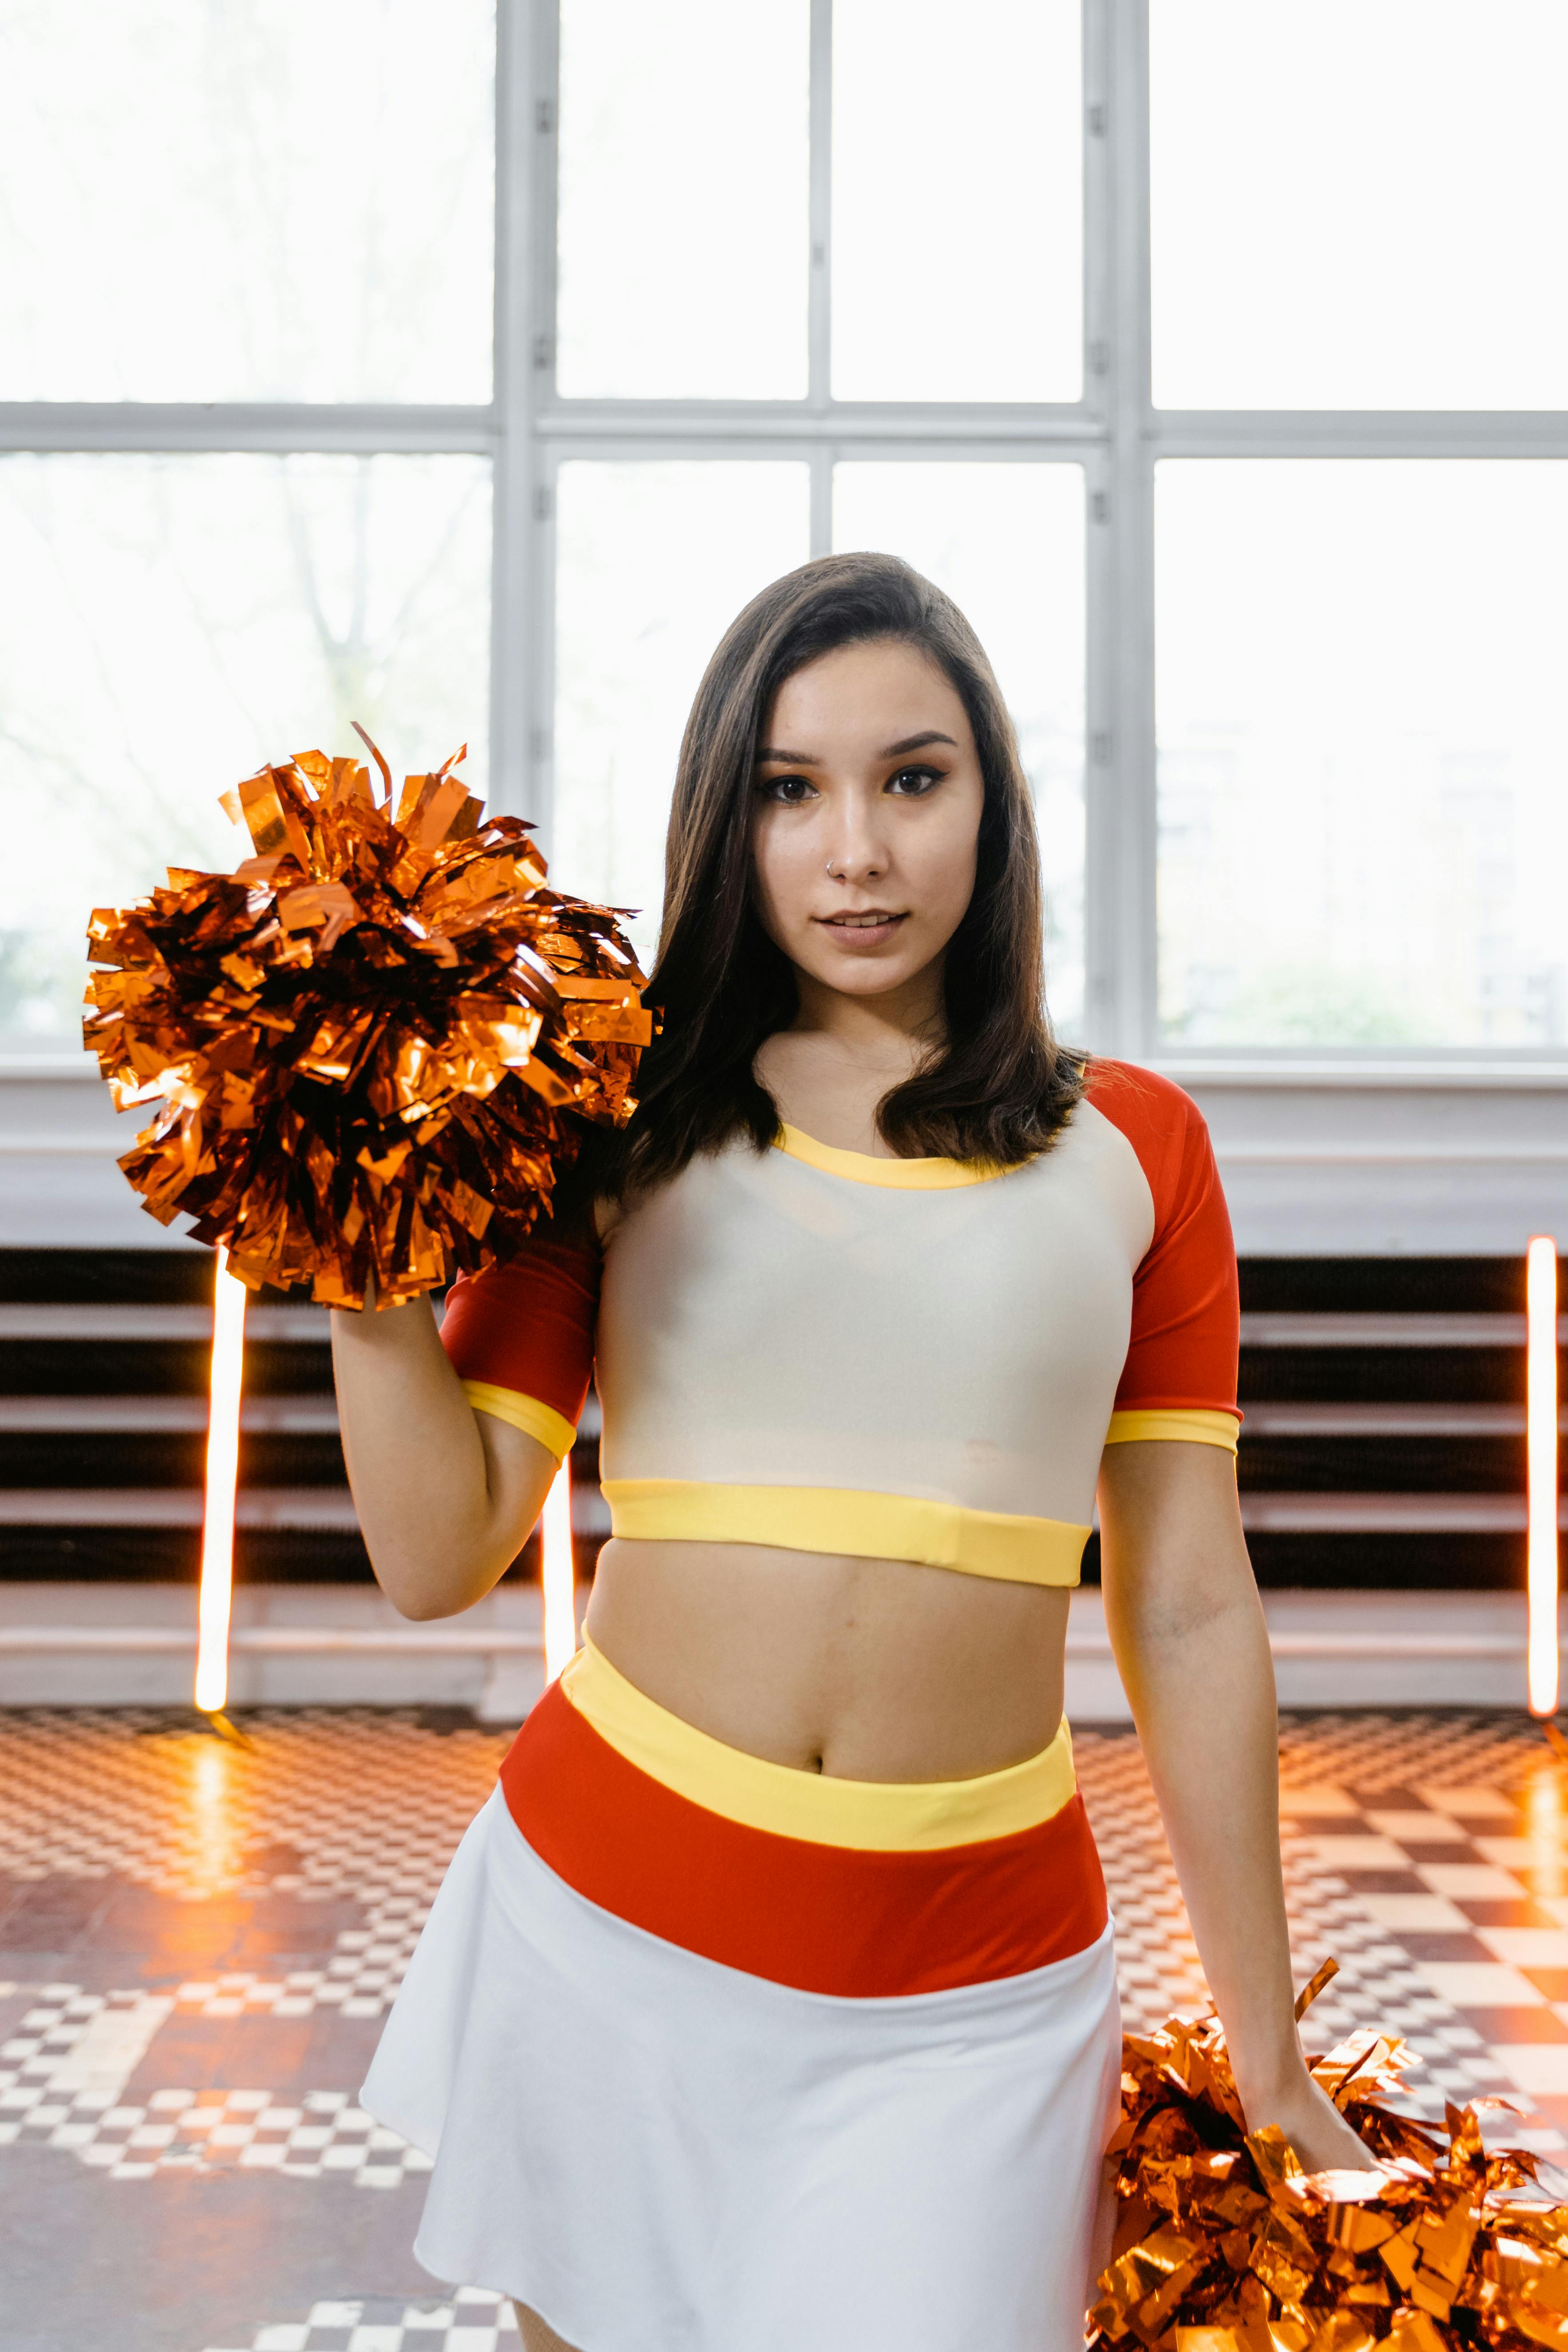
[207,2291,519,2350]
[0,1982,434,2185]
[5,1705,1568,2349]
[1079,1713,1568,2151]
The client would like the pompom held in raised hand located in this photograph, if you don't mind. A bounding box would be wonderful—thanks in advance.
[84,737,649,1307]
[1091,1957,1568,2351]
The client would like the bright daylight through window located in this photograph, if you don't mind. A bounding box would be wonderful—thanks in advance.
[0,0,1563,1064]
[1150,0,1568,1051]
[0,0,495,1047]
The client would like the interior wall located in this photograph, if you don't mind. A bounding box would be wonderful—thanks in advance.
[6,1057,1564,1255]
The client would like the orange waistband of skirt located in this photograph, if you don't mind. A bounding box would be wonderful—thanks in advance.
[499,1666,1108,1999]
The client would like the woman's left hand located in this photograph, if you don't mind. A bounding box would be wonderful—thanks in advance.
[1241,2068,1381,2174]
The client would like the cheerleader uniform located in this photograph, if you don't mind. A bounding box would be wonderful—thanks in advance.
[360,1059,1241,2351]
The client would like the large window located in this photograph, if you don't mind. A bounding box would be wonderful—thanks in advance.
[3,2,1564,1062]
[0,0,495,1047]
[1150,0,1568,1051]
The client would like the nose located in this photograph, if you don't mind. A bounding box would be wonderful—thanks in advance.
[824,793,890,885]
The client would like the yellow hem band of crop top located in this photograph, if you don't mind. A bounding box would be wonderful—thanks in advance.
[773,1123,1010,1189]
[560,1636,1076,1849]
[461,1382,576,1461]
[602,1478,1090,1587]
[1105,1407,1239,1452]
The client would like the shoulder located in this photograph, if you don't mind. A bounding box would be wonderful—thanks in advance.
[1081,1057,1204,1129]
[1081,1056,1209,1173]
[1077,1060,1226,1253]
[447,1196,603,1309]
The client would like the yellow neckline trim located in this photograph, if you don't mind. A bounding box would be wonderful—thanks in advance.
[561,1637,1076,1850]
[773,1123,1009,1190]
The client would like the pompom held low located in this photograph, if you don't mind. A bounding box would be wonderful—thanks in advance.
[84,736,650,1307]
[1090,1957,1568,2351]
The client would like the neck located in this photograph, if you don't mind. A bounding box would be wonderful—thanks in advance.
[787,959,947,1068]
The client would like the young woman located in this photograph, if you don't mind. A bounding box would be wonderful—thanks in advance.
[344,553,1369,2352]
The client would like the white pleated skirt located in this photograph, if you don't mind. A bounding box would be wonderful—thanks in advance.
[362,1786,1122,2352]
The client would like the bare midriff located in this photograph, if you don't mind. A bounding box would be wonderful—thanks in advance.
[582,1537,1071,1784]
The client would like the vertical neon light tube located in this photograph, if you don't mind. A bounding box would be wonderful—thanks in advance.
[541,1455,578,1684]
[195,1246,247,1714]
[1527,1235,1560,1719]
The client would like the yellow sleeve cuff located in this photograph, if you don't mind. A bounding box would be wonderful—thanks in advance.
[1104,1407,1240,1453]
[461,1381,577,1461]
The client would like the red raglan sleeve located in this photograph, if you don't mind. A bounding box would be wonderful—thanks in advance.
[440,1206,602,1460]
[1085,1060,1241,1446]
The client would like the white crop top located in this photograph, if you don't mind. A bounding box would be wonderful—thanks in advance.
[440,1059,1241,1589]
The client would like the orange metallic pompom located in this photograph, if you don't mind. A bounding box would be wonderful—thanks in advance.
[1091,1960,1568,2352]
[84,736,650,1309]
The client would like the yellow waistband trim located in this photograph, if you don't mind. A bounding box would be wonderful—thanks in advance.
[1104,1408,1240,1452]
[602,1478,1089,1587]
[773,1123,1010,1189]
[560,1637,1076,1849]
[462,1382,577,1462]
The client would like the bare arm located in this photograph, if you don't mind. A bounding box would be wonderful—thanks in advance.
[330,1296,558,1620]
[1097,1440,1372,2169]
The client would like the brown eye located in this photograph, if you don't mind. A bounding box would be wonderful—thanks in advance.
[758,774,818,804]
[886,765,943,796]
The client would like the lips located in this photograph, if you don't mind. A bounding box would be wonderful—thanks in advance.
[815,910,908,948]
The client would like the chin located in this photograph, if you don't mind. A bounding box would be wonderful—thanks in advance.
[810,949,925,994]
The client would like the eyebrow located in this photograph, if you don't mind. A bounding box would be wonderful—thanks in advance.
[754,730,959,765]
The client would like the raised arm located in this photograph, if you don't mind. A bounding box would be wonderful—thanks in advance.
[330,1210,602,1622]
[1097,1438,1372,2169]
[331,1296,558,1620]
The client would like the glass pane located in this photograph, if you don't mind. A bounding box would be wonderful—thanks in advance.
[1157,461,1568,1048]
[0,1,493,401]
[1152,1,1568,409]
[553,463,810,966]
[833,463,1086,1034]
[832,0,1081,403]
[557,0,809,399]
[0,454,491,1050]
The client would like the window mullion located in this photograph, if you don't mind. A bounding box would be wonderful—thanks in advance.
[492,0,553,833]
[1081,0,1113,1054]
[1086,0,1156,1062]
[0,403,493,454]
[1151,411,1568,460]
[809,0,833,411]
[810,445,833,558]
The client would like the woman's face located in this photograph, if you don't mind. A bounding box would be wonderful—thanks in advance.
[749,638,985,1005]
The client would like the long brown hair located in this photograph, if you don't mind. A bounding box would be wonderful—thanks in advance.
[580,550,1083,1199]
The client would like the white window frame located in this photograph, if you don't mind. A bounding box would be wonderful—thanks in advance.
[514,0,1568,1073]
[516,0,1125,1041]
[6,0,1564,1069]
